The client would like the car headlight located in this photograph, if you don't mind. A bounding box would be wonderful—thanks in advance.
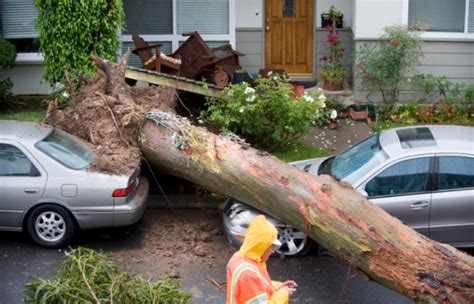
[229,210,251,227]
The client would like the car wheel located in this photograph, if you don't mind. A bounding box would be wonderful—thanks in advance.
[27,205,75,248]
[275,225,312,256]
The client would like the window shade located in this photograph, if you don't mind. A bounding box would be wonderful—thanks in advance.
[1,0,38,38]
[123,0,172,35]
[409,0,465,32]
[177,0,229,35]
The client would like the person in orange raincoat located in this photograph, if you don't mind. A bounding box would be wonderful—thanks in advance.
[226,215,297,304]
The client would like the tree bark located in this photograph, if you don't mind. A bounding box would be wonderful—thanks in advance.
[139,111,474,303]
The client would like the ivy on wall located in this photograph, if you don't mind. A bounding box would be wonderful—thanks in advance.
[34,0,125,86]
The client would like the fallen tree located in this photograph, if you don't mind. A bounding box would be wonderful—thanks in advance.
[46,56,474,303]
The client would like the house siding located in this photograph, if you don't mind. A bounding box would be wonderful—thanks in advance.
[235,28,264,75]
[353,40,474,103]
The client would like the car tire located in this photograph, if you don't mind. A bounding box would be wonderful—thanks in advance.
[275,225,313,256]
[27,205,75,248]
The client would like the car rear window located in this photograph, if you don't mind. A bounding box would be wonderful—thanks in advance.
[35,129,95,170]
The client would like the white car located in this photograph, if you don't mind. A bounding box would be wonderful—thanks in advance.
[224,125,474,256]
[0,120,149,248]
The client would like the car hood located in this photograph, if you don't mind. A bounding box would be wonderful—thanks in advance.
[291,156,330,176]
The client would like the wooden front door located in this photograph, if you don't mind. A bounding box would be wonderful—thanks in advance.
[264,0,313,75]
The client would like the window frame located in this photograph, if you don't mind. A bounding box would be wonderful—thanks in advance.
[434,154,474,192]
[121,0,236,53]
[0,142,42,177]
[362,155,435,199]
[402,0,474,40]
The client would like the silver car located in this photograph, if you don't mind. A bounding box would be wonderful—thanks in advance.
[0,120,149,248]
[224,125,474,256]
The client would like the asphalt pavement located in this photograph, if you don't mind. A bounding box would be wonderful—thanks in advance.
[0,207,412,304]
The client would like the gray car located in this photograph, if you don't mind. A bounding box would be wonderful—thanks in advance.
[0,120,149,248]
[224,125,474,256]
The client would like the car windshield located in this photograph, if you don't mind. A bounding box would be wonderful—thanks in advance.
[35,129,95,170]
[328,134,388,180]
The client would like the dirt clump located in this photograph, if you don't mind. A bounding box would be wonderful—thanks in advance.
[43,54,178,175]
[110,209,234,280]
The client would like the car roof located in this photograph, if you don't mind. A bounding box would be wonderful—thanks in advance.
[379,125,473,158]
[0,120,53,145]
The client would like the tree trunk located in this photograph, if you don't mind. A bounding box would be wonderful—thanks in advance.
[139,112,474,303]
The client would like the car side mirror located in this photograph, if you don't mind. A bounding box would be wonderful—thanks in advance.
[357,189,368,198]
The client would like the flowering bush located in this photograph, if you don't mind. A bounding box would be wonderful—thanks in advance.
[319,24,345,87]
[201,74,330,151]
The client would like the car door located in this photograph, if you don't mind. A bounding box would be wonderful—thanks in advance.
[360,156,433,236]
[0,142,47,229]
[429,155,474,246]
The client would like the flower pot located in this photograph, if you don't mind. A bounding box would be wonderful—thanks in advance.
[321,14,343,28]
[323,80,343,91]
[292,84,305,100]
[349,107,369,121]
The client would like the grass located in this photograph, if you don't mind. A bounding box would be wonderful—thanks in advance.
[0,110,46,122]
[273,142,329,163]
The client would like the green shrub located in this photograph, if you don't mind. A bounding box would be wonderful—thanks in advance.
[465,85,474,103]
[0,38,16,69]
[202,75,330,151]
[414,73,464,103]
[34,0,125,87]
[25,247,190,303]
[355,25,424,119]
[0,38,16,102]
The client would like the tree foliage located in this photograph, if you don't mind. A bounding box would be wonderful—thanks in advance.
[25,247,190,303]
[0,38,16,102]
[34,0,125,86]
[355,25,424,118]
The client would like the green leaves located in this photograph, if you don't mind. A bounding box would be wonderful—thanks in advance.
[355,25,423,112]
[24,247,190,303]
[34,0,125,87]
[202,75,331,151]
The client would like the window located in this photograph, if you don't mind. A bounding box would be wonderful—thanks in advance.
[0,144,39,176]
[35,129,95,170]
[1,0,40,53]
[408,0,473,33]
[122,0,173,35]
[438,156,474,190]
[177,0,229,35]
[122,0,234,56]
[365,157,431,197]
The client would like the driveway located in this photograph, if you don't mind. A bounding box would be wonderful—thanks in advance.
[0,207,412,303]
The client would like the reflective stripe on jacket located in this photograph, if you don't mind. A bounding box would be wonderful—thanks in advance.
[226,252,289,304]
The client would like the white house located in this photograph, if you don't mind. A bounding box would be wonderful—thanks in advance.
[1,0,473,102]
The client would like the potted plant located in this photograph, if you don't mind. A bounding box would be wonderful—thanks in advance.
[321,6,343,28]
[319,63,345,91]
[319,17,345,91]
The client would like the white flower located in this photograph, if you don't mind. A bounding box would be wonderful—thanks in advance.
[227,90,234,96]
[198,119,204,124]
[407,78,411,83]
[246,94,256,102]
[61,91,69,98]
[239,107,245,113]
[244,87,255,95]
[303,94,314,103]
[316,87,323,94]
[267,71,273,76]
[318,94,326,102]
[330,109,337,119]
[273,76,278,81]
